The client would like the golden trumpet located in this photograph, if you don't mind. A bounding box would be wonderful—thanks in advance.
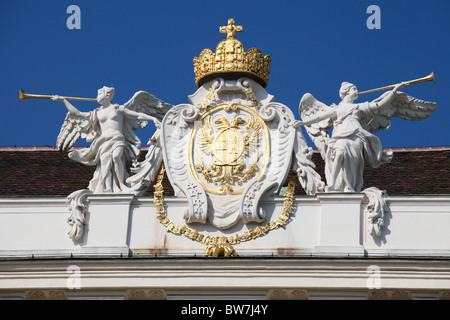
[19,88,97,102]
[358,72,435,95]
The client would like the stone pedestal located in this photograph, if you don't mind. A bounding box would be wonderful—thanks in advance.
[79,194,134,257]
[314,193,365,256]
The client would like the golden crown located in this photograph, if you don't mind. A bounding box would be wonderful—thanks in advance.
[193,19,272,88]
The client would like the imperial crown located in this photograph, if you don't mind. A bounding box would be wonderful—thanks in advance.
[193,19,272,88]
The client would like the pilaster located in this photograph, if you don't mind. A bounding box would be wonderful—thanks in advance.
[78,194,134,257]
[314,193,365,256]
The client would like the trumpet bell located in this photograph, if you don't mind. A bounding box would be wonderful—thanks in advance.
[19,88,25,102]
[407,71,435,86]
[428,71,435,84]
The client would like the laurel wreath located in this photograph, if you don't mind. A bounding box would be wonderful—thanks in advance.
[153,164,298,256]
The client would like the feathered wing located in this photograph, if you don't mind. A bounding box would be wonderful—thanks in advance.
[244,115,262,156]
[360,91,438,133]
[122,92,172,195]
[123,91,173,130]
[196,115,214,155]
[56,112,97,152]
[298,93,335,159]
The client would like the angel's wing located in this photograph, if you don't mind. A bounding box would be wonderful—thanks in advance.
[244,115,262,156]
[196,115,214,155]
[298,93,335,159]
[360,91,438,133]
[123,91,173,130]
[56,112,96,152]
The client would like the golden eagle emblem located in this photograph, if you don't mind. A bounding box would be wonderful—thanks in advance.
[189,104,268,194]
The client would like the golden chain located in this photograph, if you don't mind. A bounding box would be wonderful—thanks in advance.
[153,164,298,249]
[197,88,217,110]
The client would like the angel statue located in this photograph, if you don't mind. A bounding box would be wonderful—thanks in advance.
[52,86,172,194]
[294,81,437,193]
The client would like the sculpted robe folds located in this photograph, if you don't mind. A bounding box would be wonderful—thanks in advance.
[68,105,141,193]
[298,83,437,193]
[325,102,393,192]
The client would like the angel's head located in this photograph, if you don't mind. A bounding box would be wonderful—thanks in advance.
[339,82,359,102]
[97,86,115,104]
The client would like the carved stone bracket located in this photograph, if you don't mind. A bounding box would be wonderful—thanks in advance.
[362,186,388,238]
[241,181,265,223]
[67,189,92,241]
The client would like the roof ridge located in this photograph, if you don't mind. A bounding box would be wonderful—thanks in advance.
[0,147,58,151]
[1,146,450,152]
[311,146,450,153]
[384,147,450,152]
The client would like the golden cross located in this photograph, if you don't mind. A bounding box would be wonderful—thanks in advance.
[219,18,243,39]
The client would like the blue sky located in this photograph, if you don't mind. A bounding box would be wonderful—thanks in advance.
[1,0,448,149]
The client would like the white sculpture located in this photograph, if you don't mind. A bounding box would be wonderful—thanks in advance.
[52,86,171,194]
[52,86,172,241]
[294,82,438,193]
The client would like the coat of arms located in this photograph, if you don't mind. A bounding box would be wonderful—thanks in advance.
[190,103,268,194]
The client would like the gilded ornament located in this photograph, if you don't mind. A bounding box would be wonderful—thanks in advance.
[152,164,299,257]
[189,103,269,194]
[193,19,271,88]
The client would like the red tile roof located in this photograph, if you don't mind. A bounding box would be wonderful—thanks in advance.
[0,147,448,196]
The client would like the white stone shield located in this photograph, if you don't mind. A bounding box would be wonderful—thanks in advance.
[160,78,296,229]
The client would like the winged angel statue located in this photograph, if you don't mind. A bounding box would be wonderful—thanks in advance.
[52,86,171,240]
[294,82,437,193]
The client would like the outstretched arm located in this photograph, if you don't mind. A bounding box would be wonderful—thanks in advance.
[122,108,161,125]
[364,82,409,111]
[51,95,90,118]
[292,107,336,128]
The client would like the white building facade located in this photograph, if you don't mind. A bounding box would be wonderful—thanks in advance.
[1,18,447,302]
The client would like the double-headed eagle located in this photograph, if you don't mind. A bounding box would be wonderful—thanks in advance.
[195,113,262,187]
